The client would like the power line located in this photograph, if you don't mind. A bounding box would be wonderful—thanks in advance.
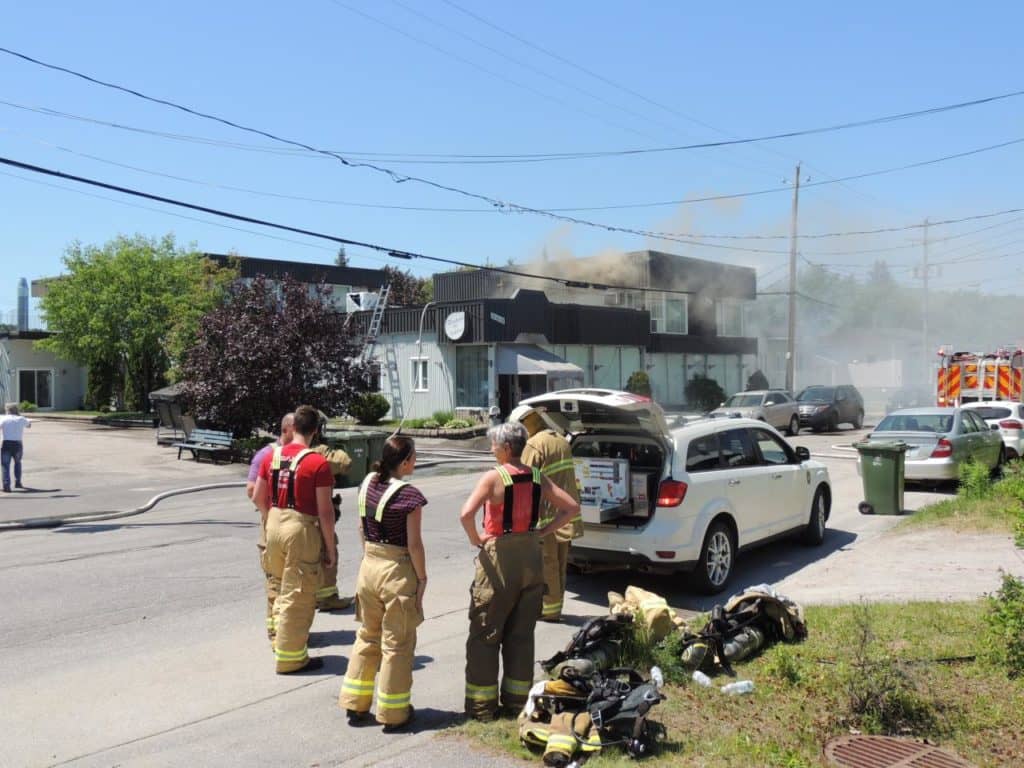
[0,153,707,295]
[4,45,1022,160]
[14,127,1022,253]
[5,101,1023,253]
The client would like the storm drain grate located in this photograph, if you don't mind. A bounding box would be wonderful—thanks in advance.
[824,735,976,767]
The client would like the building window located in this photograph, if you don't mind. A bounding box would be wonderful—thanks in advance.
[456,346,488,407]
[18,369,53,409]
[411,358,429,392]
[717,299,744,337]
[648,293,688,335]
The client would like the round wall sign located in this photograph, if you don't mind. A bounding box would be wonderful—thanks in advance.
[444,311,467,341]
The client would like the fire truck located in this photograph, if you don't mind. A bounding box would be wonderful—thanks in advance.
[935,348,1024,406]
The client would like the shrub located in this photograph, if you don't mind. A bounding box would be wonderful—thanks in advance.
[982,571,1024,678]
[958,460,993,500]
[349,393,391,425]
[422,419,440,429]
[19,401,37,413]
[625,370,652,396]
[432,410,455,425]
[443,419,473,429]
[685,375,726,413]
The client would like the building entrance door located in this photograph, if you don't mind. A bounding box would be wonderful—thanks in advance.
[18,369,53,409]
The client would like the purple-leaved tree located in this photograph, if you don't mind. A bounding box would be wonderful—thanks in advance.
[181,274,373,436]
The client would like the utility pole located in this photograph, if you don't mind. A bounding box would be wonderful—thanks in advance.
[921,219,930,387]
[785,163,801,393]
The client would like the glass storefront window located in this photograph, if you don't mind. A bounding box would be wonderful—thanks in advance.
[456,345,488,407]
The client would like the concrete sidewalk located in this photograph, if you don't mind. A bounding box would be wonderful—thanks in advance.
[0,419,246,523]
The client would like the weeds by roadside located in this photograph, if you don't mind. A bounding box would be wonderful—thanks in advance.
[903,460,1024,544]
[983,571,1024,678]
[451,602,1024,767]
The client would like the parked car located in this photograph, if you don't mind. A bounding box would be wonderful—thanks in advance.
[796,384,865,432]
[863,407,1004,482]
[961,400,1024,460]
[709,389,800,436]
[519,388,831,594]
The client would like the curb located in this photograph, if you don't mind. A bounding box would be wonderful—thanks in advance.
[0,481,245,532]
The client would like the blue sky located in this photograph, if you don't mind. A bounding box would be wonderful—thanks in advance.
[2,1,1023,322]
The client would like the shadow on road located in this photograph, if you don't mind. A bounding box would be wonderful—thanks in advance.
[566,527,858,615]
[1,487,64,495]
[412,654,434,671]
[310,629,356,648]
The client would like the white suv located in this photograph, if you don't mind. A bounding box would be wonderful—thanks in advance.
[961,401,1024,460]
[521,388,832,594]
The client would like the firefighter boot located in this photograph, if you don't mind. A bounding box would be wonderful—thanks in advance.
[317,532,354,611]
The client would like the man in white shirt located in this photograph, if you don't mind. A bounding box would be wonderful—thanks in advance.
[1,402,31,492]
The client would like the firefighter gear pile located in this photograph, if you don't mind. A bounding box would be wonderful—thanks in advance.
[518,666,665,766]
[608,586,687,643]
[680,584,807,675]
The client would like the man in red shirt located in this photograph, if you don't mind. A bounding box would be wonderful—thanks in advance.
[254,405,337,674]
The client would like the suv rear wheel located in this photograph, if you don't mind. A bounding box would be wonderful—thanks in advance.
[853,410,864,429]
[692,520,734,594]
[802,487,828,545]
[787,415,799,436]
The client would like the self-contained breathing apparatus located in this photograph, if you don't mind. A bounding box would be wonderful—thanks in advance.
[523,612,666,765]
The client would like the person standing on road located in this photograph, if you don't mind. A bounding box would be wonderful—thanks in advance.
[339,435,427,732]
[1,402,31,493]
[310,412,355,613]
[460,422,580,721]
[246,412,294,644]
[511,405,583,624]
[253,405,336,674]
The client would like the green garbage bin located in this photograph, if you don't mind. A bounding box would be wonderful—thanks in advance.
[324,430,370,487]
[854,440,907,515]
[364,431,389,469]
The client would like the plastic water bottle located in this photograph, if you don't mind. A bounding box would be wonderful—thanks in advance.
[691,670,712,687]
[720,680,754,695]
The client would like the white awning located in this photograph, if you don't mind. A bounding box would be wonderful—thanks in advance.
[495,344,584,378]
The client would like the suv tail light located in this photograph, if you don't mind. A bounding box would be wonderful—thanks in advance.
[999,419,1023,430]
[656,480,688,507]
[931,438,953,459]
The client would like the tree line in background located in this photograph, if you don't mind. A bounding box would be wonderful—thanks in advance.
[38,234,381,434]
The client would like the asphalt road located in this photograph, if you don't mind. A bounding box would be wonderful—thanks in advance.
[1,422,1022,767]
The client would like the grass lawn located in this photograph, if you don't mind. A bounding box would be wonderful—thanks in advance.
[451,601,1024,767]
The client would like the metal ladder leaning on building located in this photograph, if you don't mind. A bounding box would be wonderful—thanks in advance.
[360,284,391,364]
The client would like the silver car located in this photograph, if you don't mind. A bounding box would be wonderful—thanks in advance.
[709,390,800,436]
[864,407,1005,482]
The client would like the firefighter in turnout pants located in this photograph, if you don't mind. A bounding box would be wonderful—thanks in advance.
[339,435,428,731]
[311,411,355,613]
[253,405,337,674]
[512,405,583,623]
[246,412,294,643]
[460,421,581,721]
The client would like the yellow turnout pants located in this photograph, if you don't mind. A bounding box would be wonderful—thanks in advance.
[257,512,279,641]
[339,542,422,725]
[265,507,322,673]
[540,535,571,621]
[465,532,544,720]
[316,531,341,603]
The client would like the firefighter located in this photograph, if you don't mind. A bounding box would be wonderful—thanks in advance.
[310,411,355,612]
[253,405,337,674]
[339,435,427,731]
[460,421,581,721]
[511,405,582,623]
[246,412,294,643]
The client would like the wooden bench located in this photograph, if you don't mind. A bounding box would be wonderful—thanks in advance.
[174,428,234,463]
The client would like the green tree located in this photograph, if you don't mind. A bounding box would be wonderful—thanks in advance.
[382,265,432,305]
[335,246,349,267]
[38,234,236,410]
[624,370,652,396]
